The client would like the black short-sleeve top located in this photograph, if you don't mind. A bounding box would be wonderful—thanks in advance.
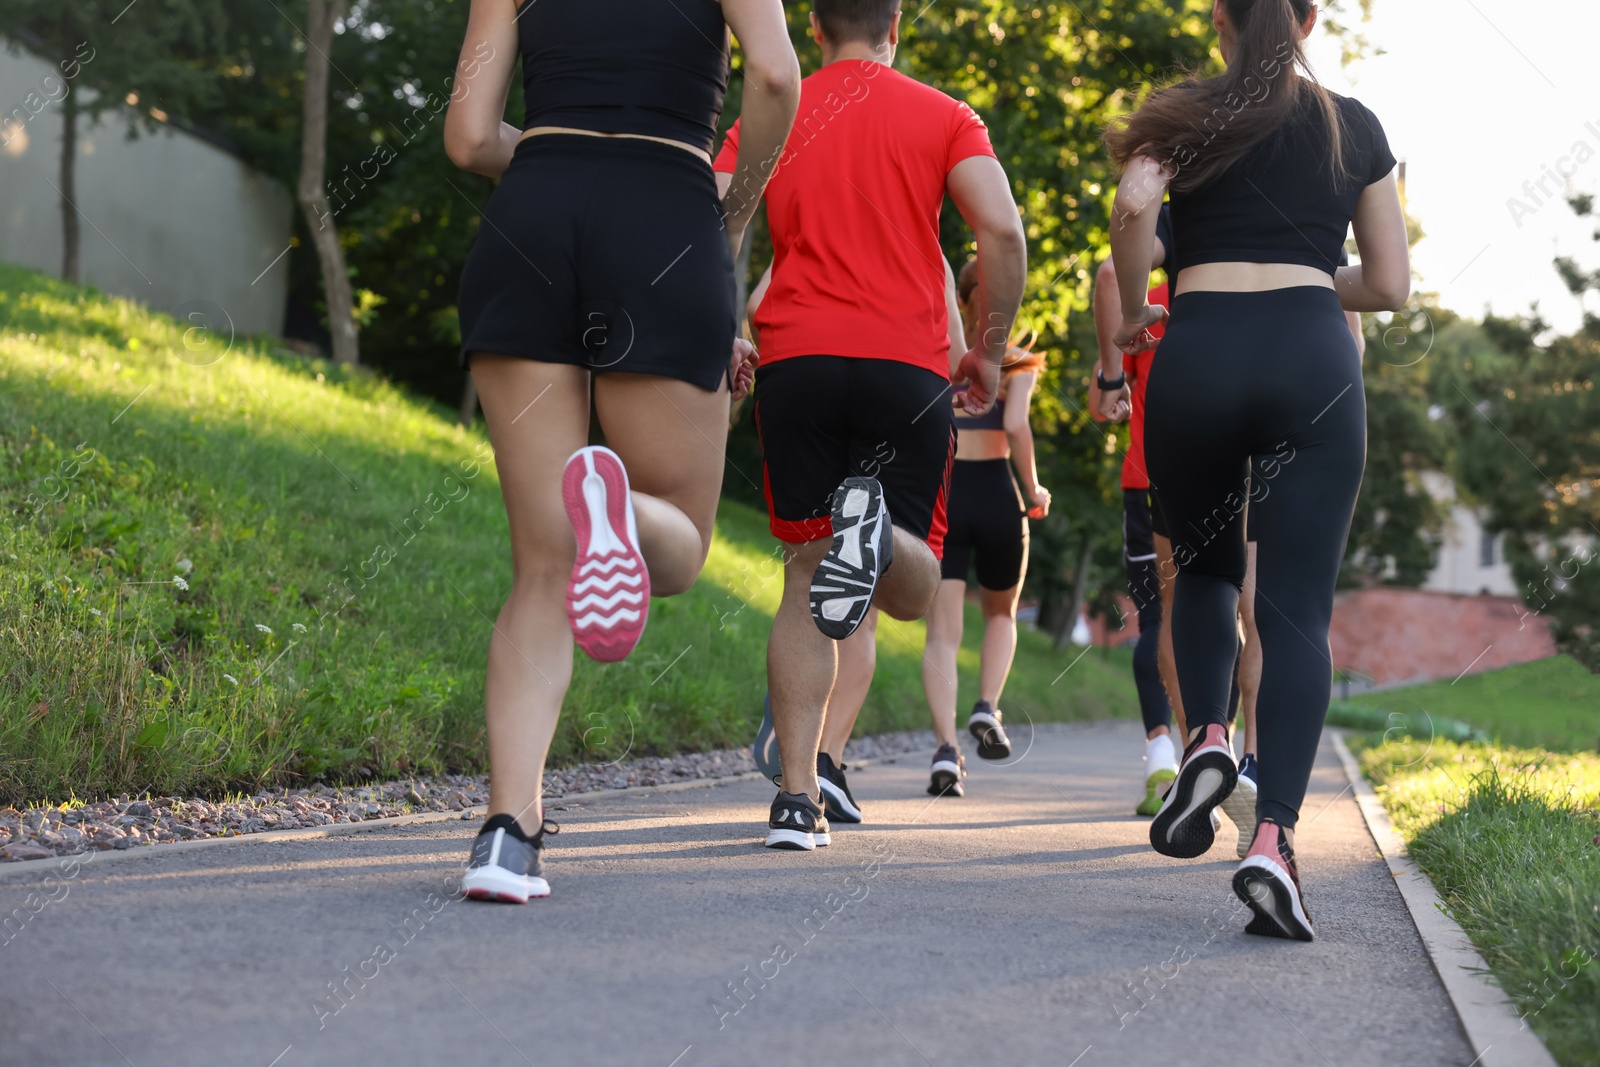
[1169,92,1395,277]
[517,0,730,156]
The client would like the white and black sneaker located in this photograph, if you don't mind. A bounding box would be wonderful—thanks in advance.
[462,813,558,904]
[967,700,1012,760]
[809,476,892,640]
[1221,752,1260,859]
[765,791,831,850]
[817,751,863,824]
[928,742,967,797]
[1149,723,1237,859]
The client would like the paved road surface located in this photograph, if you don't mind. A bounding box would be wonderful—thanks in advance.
[0,722,1477,1067]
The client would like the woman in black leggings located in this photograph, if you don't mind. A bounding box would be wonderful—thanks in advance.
[442,0,798,902]
[1105,0,1409,939]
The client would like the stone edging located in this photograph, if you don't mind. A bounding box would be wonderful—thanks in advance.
[1330,730,1559,1067]
[0,769,769,882]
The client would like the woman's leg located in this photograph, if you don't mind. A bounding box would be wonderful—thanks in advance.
[593,373,731,594]
[471,355,592,833]
[977,584,1020,704]
[921,579,965,748]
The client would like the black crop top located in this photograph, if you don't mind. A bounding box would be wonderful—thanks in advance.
[1169,92,1395,277]
[517,0,730,156]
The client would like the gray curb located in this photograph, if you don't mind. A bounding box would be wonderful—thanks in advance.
[1330,730,1559,1067]
[0,769,769,882]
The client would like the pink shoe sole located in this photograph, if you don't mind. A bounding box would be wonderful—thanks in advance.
[562,446,649,662]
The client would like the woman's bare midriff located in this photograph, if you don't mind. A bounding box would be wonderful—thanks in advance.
[1173,261,1334,296]
[954,427,1009,462]
[519,126,711,165]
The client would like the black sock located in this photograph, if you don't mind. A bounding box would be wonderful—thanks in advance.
[480,812,534,843]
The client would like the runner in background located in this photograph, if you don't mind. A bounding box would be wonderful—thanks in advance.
[919,259,1050,797]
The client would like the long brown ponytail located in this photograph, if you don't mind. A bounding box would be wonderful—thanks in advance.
[1104,0,1346,193]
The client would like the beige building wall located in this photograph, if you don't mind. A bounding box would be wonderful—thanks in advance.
[0,43,292,336]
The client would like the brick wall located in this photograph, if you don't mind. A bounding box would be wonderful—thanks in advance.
[1327,588,1555,687]
[1092,587,1555,687]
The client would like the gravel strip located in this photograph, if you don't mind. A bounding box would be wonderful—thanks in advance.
[0,729,941,862]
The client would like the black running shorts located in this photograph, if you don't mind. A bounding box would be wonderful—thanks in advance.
[457,134,736,392]
[941,458,1028,590]
[753,356,956,556]
[1123,488,1157,562]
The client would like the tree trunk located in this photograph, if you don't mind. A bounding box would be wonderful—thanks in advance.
[458,374,478,427]
[297,0,359,365]
[1054,535,1095,650]
[59,81,79,284]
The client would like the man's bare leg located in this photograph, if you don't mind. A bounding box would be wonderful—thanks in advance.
[1238,542,1261,755]
[821,609,878,763]
[770,538,835,803]
[1153,531,1187,743]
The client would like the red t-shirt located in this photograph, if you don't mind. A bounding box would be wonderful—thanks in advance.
[713,60,995,377]
[1121,283,1170,491]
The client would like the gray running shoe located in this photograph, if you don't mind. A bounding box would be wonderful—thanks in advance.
[462,814,557,903]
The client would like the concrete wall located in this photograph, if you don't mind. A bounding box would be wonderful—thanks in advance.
[0,43,291,336]
[1419,472,1520,597]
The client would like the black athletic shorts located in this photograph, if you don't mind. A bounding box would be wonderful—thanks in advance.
[1124,488,1157,562]
[941,459,1028,590]
[457,134,736,392]
[753,356,956,556]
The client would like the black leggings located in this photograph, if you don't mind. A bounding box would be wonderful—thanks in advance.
[1145,287,1365,828]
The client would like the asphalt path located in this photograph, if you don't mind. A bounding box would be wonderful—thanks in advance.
[0,721,1477,1067]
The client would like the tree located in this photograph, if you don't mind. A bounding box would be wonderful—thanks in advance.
[1445,196,1600,670]
[297,0,359,365]
[0,1,226,283]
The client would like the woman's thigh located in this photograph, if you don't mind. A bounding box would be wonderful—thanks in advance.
[470,355,591,571]
[593,372,731,554]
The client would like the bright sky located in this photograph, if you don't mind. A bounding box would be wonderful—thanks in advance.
[1305,0,1600,332]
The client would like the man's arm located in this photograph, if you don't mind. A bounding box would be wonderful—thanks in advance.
[946,155,1026,414]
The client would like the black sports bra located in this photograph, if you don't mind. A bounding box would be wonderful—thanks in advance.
[516,0,730,156]
[1169,92,1395,277]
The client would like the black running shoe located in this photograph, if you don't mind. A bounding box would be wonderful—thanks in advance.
[1149,723,1237,858]
[928,742,966,797]
[817,751,863,824]
[462,813,558,903]
[810,477,892,640]
[765,791,830,850]
[967,700,1012,760]
[1234,820,1316,941]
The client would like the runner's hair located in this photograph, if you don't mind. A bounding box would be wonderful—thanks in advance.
[1103,0,1347,194]
[814,0,901,46]
[957,259,1045,377]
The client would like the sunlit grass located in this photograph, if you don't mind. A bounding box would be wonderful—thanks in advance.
[1355,736,1600,1065]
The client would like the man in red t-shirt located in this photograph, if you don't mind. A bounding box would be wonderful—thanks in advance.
[714,0,1025,851]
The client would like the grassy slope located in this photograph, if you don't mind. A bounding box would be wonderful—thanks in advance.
[0,263,1135,803]
[1345,656,1600,753]
[1354,737,1600,1066]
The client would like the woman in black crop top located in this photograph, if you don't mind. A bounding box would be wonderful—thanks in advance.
[442,1,799,904]
[920,258,1051,791]
[1103,0,1409,940]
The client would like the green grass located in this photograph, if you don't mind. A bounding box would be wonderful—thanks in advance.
[1344,656,1600,753]
[1354,736,1600,1066]
[0,262,1136,804]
